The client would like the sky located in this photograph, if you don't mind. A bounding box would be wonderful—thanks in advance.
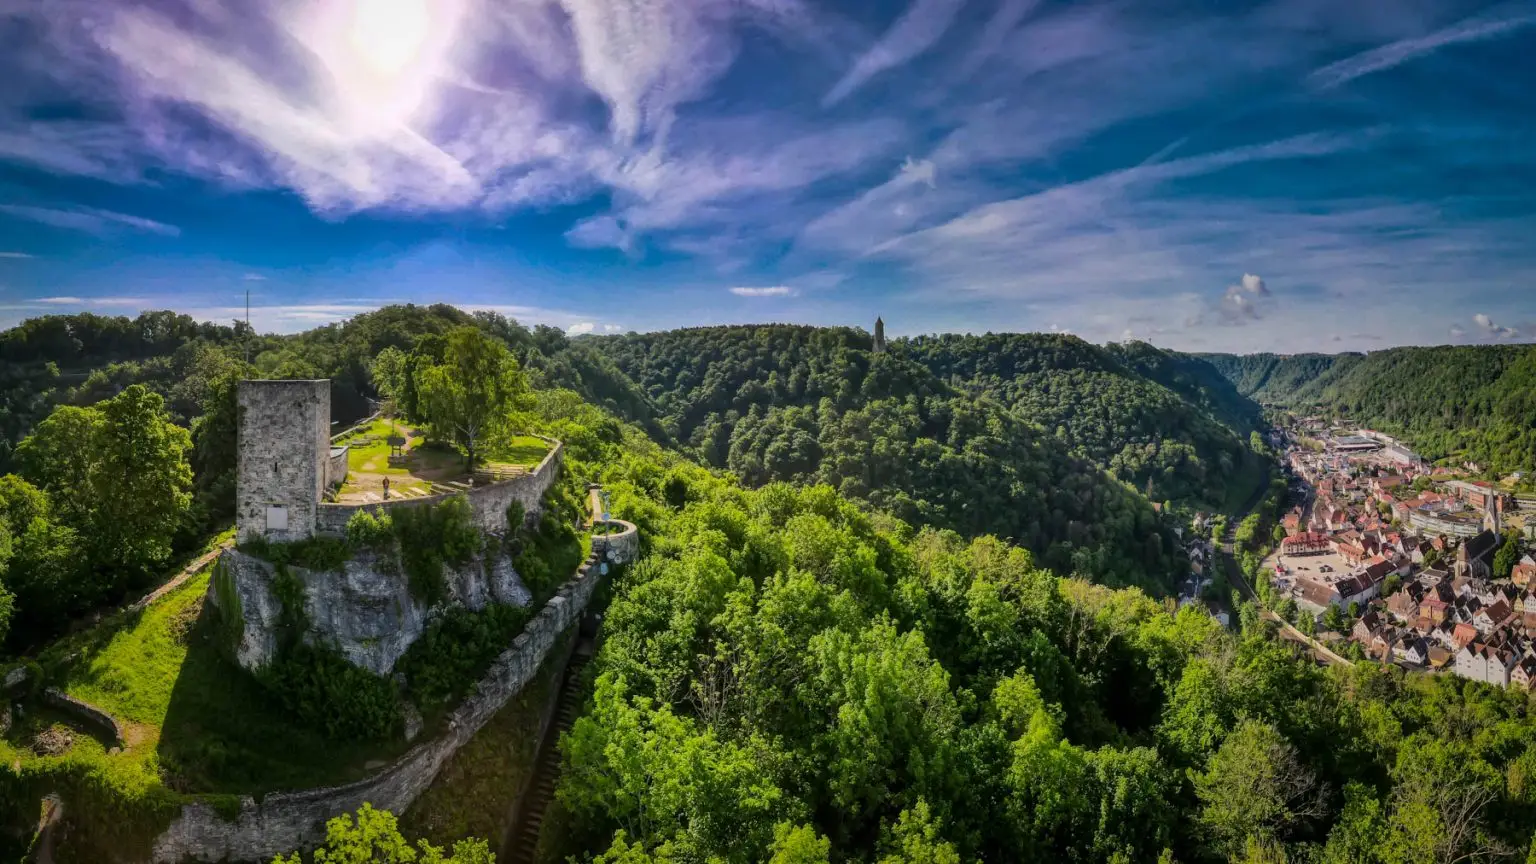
[1,0,1534,352]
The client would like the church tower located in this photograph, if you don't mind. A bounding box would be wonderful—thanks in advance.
[873,316,887,353]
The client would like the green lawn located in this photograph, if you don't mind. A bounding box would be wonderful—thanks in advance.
[37,571,412,794]
[487,435,551,469]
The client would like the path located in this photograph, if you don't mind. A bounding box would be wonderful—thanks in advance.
[502,641,595,864]
[128,539,232,612]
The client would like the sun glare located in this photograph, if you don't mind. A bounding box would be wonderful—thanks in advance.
[304,0,461,135]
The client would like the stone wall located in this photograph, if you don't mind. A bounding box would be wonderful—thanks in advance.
[312,439,562,536]
[324,446,349,492]
[591,520,640,566]
[236,380,330,543]
[153,553,610,864]
[40,689,125,751]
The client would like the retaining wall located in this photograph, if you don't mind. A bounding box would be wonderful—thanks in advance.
[313,438,562,536]
[591,520,640,566]
[40,689,125,751]
[153,550,610,864]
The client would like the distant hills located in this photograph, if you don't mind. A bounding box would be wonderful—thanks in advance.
[1199,345,1536,477]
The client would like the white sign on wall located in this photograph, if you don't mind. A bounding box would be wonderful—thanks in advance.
[266,505,289,531]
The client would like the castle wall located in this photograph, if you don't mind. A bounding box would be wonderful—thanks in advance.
[324,446,349,493]
[312,438,562,535]
[591,519,640,566]
[237,380,330,543]
[153,552,609,864]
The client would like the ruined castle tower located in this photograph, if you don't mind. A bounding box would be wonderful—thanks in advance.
[236,379,332,542]
[873,316,887,353]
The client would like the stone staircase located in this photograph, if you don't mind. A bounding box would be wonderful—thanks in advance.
[504,641,594,864]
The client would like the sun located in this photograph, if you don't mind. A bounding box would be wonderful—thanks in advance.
[345,0,431,79]
[303,0,462,134]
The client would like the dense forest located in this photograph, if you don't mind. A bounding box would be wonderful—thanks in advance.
[540,450,1536,864]
[587,325,1190,592]
[1200,346,1536,478]
[899,333,1266,508]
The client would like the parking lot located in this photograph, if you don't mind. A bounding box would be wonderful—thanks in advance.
[1264,548,1353,594]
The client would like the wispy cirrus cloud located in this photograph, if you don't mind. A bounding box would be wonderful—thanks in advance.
[0,252,33,259]
[730,285,794,297]
[823,0,967,105]
[0,204,179,236]
[1309,2,1536,90]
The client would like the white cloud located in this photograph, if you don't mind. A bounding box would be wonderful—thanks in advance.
[602,323,623,332]
[242,273,267,281]
[38,296,85,305]
[0,252,34,259]
[729,285,794,297]
[566,321,596,335]
[1309,8,1536,90]
[0,204,179,236]
[824,0,968,106]
[1471,312,1530,341]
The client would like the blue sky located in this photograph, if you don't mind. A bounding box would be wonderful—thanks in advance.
[1,0,1534,351]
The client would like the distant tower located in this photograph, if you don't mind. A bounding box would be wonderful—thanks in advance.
[236,379,332,542]
[873,316,887,354]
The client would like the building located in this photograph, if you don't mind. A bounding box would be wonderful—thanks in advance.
[1453,530,1500,581]
[236,379,346,543]
[873,316,887,353]
[1282,532,1330,556]
[1455,642,1516,687]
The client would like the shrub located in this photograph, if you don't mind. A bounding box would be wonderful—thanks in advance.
[346,508,395,551]
[259,643,400,741]
[239,535,351,572]
[392,496,480,606]
[395,604,531,714]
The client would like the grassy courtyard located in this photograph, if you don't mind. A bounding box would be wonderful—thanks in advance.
[335,420,550,502]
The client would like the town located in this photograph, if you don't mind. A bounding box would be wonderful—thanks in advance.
[1260,421,1536,686]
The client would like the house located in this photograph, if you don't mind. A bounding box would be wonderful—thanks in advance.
[1336,542,1368,568]
[1399,636,1430,666]
[1296,577,1341,612]
[1474,599,1514,633]
[1352,610,1382,643]
[1512,557,1536,588]
[1337,572,1380,606]
[1455,642,1517,687]
[1370,627,1400,662]
[1428,646,1454,670]
[1282,532,1331,556]
[1512,657,1536,690]
[1452,622,1480,649]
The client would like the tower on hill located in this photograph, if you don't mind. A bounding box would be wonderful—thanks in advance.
[873,316,886,353]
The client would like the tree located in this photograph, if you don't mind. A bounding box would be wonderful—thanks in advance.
[1494,532,1522,581]
[17,385,191,584]
[414,327,524,472]
[1193,720,1324,857]
[1382,574,1402,598]
[0,474,80,647]
[271,803,493,864]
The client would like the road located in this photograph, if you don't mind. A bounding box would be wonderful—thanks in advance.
[1217,469,1352,668]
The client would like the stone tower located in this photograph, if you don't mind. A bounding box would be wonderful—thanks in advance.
[873,316,886,353]
[236,379,331,543]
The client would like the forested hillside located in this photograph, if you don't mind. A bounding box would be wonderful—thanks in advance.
[1201,345,1536,476]
[590,325,1186,592]
[541,457,1536,864]
[900,333,1265,508]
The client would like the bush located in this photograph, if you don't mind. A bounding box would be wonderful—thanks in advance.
[392,496,481,606]
[395,604,532,714]
[346,508,395,551]
[259,643,400,741]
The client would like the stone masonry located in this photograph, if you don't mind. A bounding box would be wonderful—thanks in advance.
[236,380,331,543]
